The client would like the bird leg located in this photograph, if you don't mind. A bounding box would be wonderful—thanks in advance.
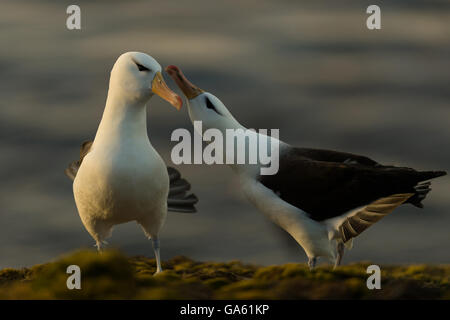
[308,257,317,270]
[95,240,108,253]
[95,241,103,253]
[334,242,345,269]
[152,238,162,274]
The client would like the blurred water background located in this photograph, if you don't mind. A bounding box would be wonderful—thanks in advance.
[0,0,449,268]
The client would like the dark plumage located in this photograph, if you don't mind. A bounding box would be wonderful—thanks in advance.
[259,147,446,221]
[167,167,198,213]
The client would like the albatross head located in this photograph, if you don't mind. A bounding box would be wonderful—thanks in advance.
[165,65,240,130]
[109,52,182,109]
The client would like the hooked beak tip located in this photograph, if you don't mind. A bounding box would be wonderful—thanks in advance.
[165,65,180,76]
[165,64,203,100]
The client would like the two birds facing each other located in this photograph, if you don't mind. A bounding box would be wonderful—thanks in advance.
[66,52,446,274]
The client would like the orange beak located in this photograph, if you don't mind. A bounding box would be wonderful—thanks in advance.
[165,65,204,100]
[151,71,183,110]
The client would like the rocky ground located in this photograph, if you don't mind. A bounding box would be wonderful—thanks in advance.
[0,250,448,299]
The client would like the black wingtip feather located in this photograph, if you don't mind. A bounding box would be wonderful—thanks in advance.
[166,166,198,213]
[64,161,78,181]
[169,179,191,196]
[167,194,198,206]
[167,167,181,182]
[168,206,197,213]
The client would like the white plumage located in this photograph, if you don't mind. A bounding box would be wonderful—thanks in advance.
[166,64,444,269]
[70,52,183,274]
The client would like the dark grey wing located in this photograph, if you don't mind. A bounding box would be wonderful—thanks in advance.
[293,147,379,166]
[290,147,446,208]
[259,147,446,221]
[64,140,93,181]
[167,167,198,213]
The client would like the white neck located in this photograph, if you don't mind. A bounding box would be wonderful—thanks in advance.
[94,90,150,146]
[189,110,285,177]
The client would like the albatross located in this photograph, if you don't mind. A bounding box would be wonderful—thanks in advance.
[166,64,446,269]
[65,52,198,274]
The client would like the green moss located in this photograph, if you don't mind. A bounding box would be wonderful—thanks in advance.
[0,268,30,285]
[254,265,285,281]
[0,249,448,299]
[204,277,232,289]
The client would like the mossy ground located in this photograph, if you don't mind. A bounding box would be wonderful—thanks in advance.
[0,250,448,299]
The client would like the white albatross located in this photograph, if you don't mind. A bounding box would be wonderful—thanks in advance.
[166,64,446,269]
[65,52,198,274]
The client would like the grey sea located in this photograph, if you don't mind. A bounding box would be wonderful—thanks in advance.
[0,0,449,268]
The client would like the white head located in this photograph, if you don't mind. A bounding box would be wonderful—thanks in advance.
[109,52,182,109]
[166,65,282,176]
[165,65,241,131]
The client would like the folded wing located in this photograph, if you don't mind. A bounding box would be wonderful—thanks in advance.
[259,146,446,221]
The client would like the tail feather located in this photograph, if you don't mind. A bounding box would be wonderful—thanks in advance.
[408,181,432,208]
[408,170,446,208]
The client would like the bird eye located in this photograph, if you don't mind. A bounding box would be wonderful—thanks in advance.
[135,62,150,72]
[205,97,221,115]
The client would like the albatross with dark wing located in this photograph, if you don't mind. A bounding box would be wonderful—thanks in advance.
[166,64,446,269]
[65,53,198,274]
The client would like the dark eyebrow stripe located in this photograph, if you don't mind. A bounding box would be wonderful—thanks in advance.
[205,96,222,116]
[131,58,150,71]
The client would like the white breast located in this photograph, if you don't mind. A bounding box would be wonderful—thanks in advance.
[73,137,169,240]
[238,174,335,260]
